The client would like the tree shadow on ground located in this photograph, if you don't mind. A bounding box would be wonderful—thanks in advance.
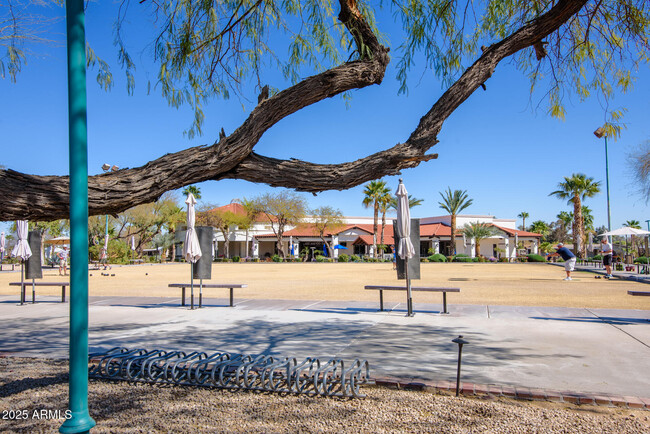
[530,316,650,325]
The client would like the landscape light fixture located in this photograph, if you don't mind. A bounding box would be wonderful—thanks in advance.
[101,163,111,172]
[451,335,470,397]
[593,126,612,242]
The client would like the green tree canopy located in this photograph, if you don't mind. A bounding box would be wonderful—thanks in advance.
[461,221,496,257]
[2,0,648,220]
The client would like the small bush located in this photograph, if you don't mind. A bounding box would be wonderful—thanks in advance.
[476,256,487,262]
[351,254,361,262]
[420,258,429,262]
[498,257,509,262]
[446,256,454,262]
[428,254,447,262]
[232,256,240,262]
[455,253,469,258]
[592,254,603,260]
[271,254,282,262]
[472,257,480,262]
[516,256,528,262]
[453,257,473,262]
[315,255,326,262]
[488,257,497,262]
[634,256,649,264]
[527,254,546,262]
[338,254,349,262]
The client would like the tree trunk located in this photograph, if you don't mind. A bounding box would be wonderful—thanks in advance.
[451,215,457,255]
[276,227,285,258]
[475,241,480,258]
[0,0,589,222]
[573,195,583,258]
[380,209,386,254]
[372,203,378,258]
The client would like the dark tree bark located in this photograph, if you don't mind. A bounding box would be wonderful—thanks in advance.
[0,0,588,221]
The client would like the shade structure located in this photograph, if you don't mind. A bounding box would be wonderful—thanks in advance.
[333,244,348,249]
[395,179,415,316]
[11,220,32,260]
[601,227,650,237]
[44,236,71,245]
[290,236,294,256]
[183,193,202,310]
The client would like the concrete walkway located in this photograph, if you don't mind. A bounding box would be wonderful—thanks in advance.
[1,295,649,400]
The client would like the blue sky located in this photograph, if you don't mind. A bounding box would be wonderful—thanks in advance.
[1,3,649,236]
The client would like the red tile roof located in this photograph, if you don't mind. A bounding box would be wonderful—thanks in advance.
[420,223,452,237]
[491,224,542,238]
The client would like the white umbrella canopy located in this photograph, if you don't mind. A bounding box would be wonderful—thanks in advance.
[11,220,32,260]
[395,181,415,260]
[130,236,136,251]
[183,193,202,263]
[601,227,650,236]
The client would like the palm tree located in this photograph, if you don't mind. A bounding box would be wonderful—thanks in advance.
[549,174,601,258]
[557,211,572,231]
[438,188,473,255]
[461,222,496,257]
[182,185,202,200]
[377,190,393,255]
[389,195,424,209]
[517,212,529,231]
[362,180,391,258]
[624,220,642,256]
[529,220,550,241]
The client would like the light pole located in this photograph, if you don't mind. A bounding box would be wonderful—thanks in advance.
[594,127,611,242]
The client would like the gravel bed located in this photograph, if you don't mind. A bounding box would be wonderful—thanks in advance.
[1,357,648,433]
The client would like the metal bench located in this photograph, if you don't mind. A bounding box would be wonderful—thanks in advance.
[628,290,650,296]
[10,281,70,304]
[364,285,460,314]
[168,283,247,308]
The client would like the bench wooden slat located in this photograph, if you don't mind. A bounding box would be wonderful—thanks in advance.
[9,282,69,304]
[168,283,247,308]
[364,285,460,314]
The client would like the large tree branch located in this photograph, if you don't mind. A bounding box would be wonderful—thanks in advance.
[0,0,588,220]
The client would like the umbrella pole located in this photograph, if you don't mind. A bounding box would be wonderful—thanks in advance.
[190,262,194,310]
[199,278,203,308]
[20,261,24,305]
[405,258,413,317]
[32,278,35,304]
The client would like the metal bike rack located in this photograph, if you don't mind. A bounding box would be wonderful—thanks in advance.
[89,347,370,398]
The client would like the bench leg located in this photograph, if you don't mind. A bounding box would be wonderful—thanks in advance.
[442,292,449,314]
[230,288,234,307]
[199,293,202,308]
[182,287,186,306]
[62,286,66,303]
[379,290,384,311]
[32,284,35,304]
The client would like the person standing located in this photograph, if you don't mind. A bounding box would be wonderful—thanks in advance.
[58,246,69,276]
[549,243,576,280]
[601,236,613,278]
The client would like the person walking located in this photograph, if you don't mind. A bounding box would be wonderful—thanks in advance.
[58,246,69,276]
[549,243,576,280]
[601,236,613,278]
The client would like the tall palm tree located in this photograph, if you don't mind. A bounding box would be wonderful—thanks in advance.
[549,173,601,258]
[389,195,424,209]
[438,188,473,255]
[529,220,550,241]
[461,222,496,257]
[362,180,391,258]
[377,190,393,254]
[517,212,529,231]
[182,185,202,200]
[624,220,642,256]
[557,211,572,231]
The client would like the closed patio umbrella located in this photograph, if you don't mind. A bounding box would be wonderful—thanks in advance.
[183,193,202,309]
[395,179,415,316]
[0,231,5,263]
[11,220,32,305]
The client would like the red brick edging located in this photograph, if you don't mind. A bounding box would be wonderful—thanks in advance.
[371,377,650,410]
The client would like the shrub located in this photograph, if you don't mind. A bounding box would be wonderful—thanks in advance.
[271,254,282,262]
[428,253,447,262]
[446,256,454,262]
[498,257,509,262]
[350,254,361,262]
[472,257,480,262]
[476,256,487,262]
[232,256,240,262]
[488,257,497,262]
[527,254,546,262]
[315,255,326,262]
[420,258,429,262]
[453,257,473,262]
[337,254,349,262]
[252,258,260,262]
[634,256,649,264]
[455,253,469,258]
[516,256,528,262]
[592,254,603,260]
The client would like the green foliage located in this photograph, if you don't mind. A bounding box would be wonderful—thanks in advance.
[315,255,326,262]
[271,254,282,262]
[350,254,361,262]
[634,256,649,264]
[526,254,546,262]
[232,255,241,262]
[427,253,447,262]
[453,256,473,262]
[338,253,349,262]
[454,253,469,257]
[182,185,201,199]
[438,188,473,215]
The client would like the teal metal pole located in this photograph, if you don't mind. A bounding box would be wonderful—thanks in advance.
[60,0,96,433]
[604,135,612,241]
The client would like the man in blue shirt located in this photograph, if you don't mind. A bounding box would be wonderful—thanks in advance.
[550,243,576,281]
